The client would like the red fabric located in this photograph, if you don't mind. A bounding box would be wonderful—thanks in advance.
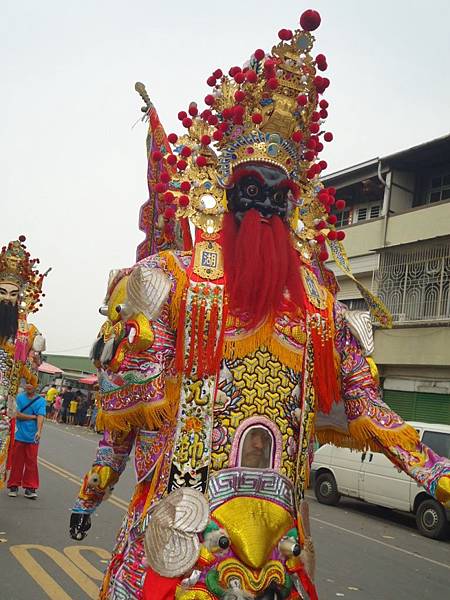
[223,210,303,326]
[7,440,39,489]
[143,568,181,600]
[6,418,15,471]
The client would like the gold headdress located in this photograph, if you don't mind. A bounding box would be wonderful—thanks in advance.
[0,236,48,313]
[140,9,346,263]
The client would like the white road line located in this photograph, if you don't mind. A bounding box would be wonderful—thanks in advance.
[311,516,450,570]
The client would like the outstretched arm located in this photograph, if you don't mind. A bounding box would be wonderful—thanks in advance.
[335,303,450,506]
[70,428,136,540]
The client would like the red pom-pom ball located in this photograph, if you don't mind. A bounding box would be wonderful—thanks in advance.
[246,70,257,83]
[177,159,187,171]
[206,75,216,87]
[167,133,178,144]
[315,233,325,244]
[292,130,303,143]
[181,146,192,158]
[252,113,263,125]
[213,69,223,79]
[204,94,215,106]
[324,132,333,142]
[179,195,190,207]
[309,123,320,134]
[319,99,329,109]
[19,235,26,242]
[229,66,241,77]
[254,49,265,61]
[155,182,167,193]
[201,135,211,146]
[188,103,198,117]
[180,181,191,193]
[278,28,293,41]
[328,214,338,225]
[213,130,224,141]
[234,72,246,84]
[167,154,177,166]
[152,150,163,162]
[178,111,187,121]
[297,94,308,106]
[196,156,207,167]
[164,207,176,219]
[336,230,346,241]
[319,160,328,170]
[267,77,279,90]
[160,171,170,183]
[300,9,321,31]
[327,230,338,241]
[235,90,246,102]
[335,199,346,210]
[163,191,174,203]
[304,150,315,162]
[182,117,193,128]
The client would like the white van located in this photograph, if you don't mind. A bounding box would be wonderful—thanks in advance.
[311,421,450,539]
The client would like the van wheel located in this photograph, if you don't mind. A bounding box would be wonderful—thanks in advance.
[315,472,340,506]
[416,499,449,540]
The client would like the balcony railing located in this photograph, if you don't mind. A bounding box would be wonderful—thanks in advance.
[373,241,450,323]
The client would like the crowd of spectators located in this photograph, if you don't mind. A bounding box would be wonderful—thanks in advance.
[41,384,99,431]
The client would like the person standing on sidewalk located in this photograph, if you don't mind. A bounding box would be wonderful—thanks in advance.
[7,383,46,499]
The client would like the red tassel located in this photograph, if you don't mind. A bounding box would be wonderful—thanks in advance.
[186,297,198,375]
[310,319,339,414]
[175,291,187,372]
[196,300,207,378]
[206,297,219,372]
[213,298,227,372]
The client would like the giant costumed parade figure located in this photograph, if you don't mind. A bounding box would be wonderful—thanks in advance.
[0,237,47,488]
[70,9,450,600]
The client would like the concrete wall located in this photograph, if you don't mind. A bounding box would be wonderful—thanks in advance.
[386,201,450,246]
[335,218,384,257]
[373,326,450,367]
[389,170,415,214]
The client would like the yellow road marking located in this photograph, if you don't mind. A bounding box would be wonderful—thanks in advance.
[10,544,101,600]
[38,456,129,511]
[63,545,111,581]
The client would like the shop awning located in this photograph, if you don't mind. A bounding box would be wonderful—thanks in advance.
[78,374,98,385]
[38,362,63,375]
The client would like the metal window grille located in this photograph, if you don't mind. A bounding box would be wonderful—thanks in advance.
[374,240,450,323]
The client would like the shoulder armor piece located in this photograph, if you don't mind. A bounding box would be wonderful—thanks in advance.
[126,265,171,321]
[344,309,374,356]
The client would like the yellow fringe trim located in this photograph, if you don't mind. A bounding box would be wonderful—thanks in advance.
[161,250,189,330]
[316,417,419,452]
[96,376,181,433]
[223,318,304,370]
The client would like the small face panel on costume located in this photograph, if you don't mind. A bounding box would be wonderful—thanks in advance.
[228,164,291,221]
[240,427,273,469]
[0,281,20,304]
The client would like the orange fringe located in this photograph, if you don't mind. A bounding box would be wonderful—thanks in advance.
[161,250,189,330]
[223,317,304,370]
[316,418,419,452]
[96,377,181,433]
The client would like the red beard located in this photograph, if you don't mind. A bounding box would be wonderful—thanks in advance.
[223,209,304,325]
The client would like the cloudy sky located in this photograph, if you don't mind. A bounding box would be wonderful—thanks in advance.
[2,0,450,356]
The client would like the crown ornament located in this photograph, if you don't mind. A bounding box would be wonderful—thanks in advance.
[137,9,349,262]
[0,236,49,313]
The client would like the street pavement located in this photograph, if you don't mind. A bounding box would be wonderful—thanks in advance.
[0,421,449,599]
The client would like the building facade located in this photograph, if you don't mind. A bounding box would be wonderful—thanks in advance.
[323,134,450,424]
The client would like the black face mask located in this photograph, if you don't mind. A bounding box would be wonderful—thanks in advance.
[227,164,290,221]
[0,300,19,340]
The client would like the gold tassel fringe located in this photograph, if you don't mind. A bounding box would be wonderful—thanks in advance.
[316,417,419,452]
[96,377,181,433]
[162,250,188,330]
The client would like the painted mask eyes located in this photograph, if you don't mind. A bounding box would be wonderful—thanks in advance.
[272,190,286,205]
[245,183,259,198]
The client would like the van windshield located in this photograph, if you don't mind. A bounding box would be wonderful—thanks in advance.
[422,431,450,459]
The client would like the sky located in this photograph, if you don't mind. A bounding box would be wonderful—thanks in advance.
[2,0,450,356]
